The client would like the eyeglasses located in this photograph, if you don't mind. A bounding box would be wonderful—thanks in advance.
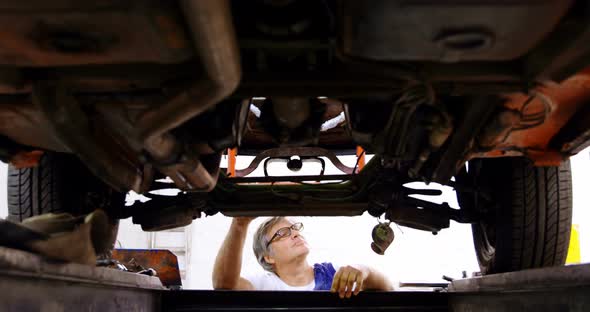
[266,222,304,248]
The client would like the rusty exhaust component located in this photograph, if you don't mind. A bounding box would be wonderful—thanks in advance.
[136,0,241,191]
[137,0,241,140]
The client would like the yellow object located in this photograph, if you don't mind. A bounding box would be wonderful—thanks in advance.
[566,224,581,264]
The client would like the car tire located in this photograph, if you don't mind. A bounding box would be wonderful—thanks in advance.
[7,152,122,255]
[457,157,572,274]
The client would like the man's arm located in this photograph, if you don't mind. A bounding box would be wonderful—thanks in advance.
[212,217,255,290]
[331,265,394,298]
[358,265,394,291]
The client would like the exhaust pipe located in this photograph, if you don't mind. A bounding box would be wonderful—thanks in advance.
[136,0,242,191]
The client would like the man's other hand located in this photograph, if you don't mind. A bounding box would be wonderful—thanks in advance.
[330,265,369,299]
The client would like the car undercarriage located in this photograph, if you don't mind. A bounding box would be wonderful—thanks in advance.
[2,0,589,274]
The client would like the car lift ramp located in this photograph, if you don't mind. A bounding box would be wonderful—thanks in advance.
[0,247,589,312]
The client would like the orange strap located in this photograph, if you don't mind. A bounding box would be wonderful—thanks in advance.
[356,146,365,171]
[228,148,237,177]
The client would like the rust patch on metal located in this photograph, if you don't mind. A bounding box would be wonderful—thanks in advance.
[10,150,44,168]
[112,249,182,288]
[527,150,565,167]
[482,68,590,164]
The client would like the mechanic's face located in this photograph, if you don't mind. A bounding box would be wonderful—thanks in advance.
[264,218,309,267]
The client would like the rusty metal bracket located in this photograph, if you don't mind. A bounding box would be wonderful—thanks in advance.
[234,147,355,177]
[228,174,351,183]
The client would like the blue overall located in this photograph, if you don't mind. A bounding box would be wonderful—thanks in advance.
[313,262,337,290]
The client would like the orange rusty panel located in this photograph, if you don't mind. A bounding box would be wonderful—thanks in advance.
[526,150,565,167]
[10,150,44,168]
[112,249,181,288]
[482,68,590,165]
[501,69,590,150]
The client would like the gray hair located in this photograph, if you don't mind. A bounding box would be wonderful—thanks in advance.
[252,216,286,272]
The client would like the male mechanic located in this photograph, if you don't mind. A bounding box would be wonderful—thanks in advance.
[213,216,394,298]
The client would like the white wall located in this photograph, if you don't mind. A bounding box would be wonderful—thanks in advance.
[1,147,589,290]
[116,219,151,249]
[570,149,590,262]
